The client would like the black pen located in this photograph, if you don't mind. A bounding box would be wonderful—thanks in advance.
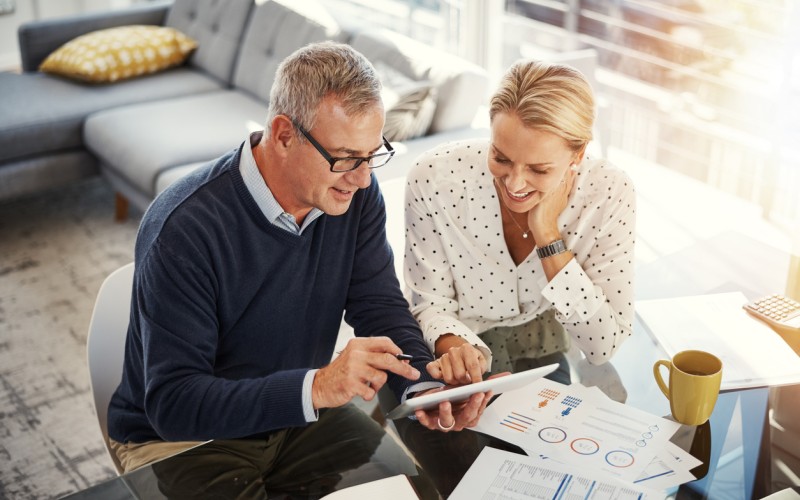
[333,351,416,362]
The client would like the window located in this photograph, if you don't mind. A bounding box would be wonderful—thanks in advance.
[326,0,800,229]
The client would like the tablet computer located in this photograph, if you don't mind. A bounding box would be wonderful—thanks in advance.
[385,363,559,419]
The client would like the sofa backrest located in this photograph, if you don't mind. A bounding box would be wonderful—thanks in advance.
[232,0,346,103]
[165,0,254,85]
[349,29,489,134]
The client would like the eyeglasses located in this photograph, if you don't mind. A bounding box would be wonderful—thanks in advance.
[292,120,395,172]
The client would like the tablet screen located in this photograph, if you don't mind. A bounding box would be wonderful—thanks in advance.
[385,363,559,419]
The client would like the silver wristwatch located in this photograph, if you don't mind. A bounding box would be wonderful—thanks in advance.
[536,239,567,259]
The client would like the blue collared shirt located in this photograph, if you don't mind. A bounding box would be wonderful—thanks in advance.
[240,133,324,234]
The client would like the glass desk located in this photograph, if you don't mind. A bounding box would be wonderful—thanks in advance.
[620,230,800,499]
[65,231,800,499]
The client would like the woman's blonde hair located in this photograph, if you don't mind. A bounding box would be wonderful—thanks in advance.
[490,60,595,153]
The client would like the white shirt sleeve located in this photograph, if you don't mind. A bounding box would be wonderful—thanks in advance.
[540,165,636,364]
[404,167,493,366]
[302,369,319,422]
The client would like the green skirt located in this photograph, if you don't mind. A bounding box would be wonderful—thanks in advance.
[479,308,570,384]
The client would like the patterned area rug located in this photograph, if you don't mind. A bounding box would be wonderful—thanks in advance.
[0,178,141,499]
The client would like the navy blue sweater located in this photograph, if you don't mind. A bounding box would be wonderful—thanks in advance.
[107,143,435,444]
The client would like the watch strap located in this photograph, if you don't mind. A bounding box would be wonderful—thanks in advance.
[536,239,567,259]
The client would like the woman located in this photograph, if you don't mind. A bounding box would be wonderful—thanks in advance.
[403,59,636,385]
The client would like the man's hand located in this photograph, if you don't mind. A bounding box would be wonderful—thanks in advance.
[413,373,509,433]
[430,335,487,385]
[312,337,420,409]
[413,389,490,433]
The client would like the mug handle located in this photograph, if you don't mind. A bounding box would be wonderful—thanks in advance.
[653,360,672,399]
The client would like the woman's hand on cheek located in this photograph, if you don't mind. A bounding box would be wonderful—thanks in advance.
[528,168,576,241]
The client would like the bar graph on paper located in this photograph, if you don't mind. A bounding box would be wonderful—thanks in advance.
[500,411,535,433]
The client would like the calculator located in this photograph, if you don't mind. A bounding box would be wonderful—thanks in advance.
[743,294,800,346]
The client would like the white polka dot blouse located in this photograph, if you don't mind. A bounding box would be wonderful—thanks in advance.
[403,138,636,367]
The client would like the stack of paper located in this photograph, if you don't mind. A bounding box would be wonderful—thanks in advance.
[470,378,701,493]
[636,292,800,390]
[450,447,664,500]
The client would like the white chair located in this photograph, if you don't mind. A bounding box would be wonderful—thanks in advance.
[86,262,135,475]
[332,176,408,358]
[379,176,408,286]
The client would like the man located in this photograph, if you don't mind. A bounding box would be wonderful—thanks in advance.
[106,41,489,493]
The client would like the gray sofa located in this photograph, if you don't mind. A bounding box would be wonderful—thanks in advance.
[0,0,489,217]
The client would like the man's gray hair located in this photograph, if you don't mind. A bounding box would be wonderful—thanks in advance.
[266,41,382,138]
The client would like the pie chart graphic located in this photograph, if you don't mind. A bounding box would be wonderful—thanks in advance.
[570,437,600,455]
[538,427,567,443]
[605,450,635,468]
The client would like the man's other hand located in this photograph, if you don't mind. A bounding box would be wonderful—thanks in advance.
[413,372,510,432]
[312,337,420,409]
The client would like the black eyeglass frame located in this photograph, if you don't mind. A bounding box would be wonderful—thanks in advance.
[292,120,395,172]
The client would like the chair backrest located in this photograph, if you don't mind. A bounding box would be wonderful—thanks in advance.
[333,177,408,360]
[379,176,408,288]
[86,262,135,475]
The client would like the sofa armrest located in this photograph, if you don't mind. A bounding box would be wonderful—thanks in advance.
[18,0,172,72]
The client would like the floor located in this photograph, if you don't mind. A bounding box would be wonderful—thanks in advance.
[0,178,141,499]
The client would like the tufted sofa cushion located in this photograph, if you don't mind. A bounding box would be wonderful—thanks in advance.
[165,0,253,84]
[232,0,346,102]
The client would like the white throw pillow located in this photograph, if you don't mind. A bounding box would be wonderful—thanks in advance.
[374,62,437,142]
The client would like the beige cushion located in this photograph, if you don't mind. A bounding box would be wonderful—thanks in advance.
[375,62,437,142]
[40,25,197,83]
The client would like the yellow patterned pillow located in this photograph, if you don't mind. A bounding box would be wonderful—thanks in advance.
[40,25,198,83]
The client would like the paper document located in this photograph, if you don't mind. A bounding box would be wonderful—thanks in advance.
[636,292,800,390]
[321,474,417,499]
[474,379,681,483]
[526,430,701,491]
[450,447,664,499]
[633,442,701,491]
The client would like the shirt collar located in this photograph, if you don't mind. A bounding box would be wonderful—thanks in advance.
[240,131,324,234]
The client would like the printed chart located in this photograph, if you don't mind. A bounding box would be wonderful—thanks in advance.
[450,447,662,500]
[474,379,681,482]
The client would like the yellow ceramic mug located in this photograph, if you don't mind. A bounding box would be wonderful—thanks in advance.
[653,350,722,425]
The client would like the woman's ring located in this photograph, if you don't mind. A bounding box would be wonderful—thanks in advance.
[437,417,456,431]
